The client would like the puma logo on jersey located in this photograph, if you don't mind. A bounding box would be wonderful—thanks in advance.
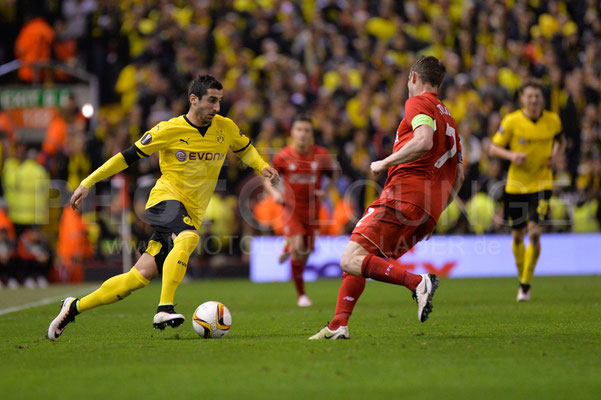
[141,134,152,145]
[180,138,190,145]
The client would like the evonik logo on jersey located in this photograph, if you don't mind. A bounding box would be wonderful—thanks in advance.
[175,151,226,162]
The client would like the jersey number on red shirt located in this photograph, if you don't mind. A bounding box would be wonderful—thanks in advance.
[434,123,457,168]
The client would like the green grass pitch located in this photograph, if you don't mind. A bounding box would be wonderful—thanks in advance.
[1,276,600,399]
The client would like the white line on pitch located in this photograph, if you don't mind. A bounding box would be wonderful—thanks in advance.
[0,289,91,316]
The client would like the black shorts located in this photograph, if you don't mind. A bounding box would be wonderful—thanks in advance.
[503,190,552,230]
[138,200,196,271]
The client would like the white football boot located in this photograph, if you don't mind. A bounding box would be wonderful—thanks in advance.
[413,273,440,323]
[297,294,312,307]
[517,286,531,302]
[308,324,349,340]
[153,305,185,330]
[48,297,79,341]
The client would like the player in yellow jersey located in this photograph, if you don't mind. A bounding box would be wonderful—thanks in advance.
[48,75,279,340]
[489,80,565,302]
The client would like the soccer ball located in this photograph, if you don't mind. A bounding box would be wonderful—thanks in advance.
[192,301,232,338]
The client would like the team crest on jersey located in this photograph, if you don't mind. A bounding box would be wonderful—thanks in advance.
[289,163,297,171]
[141,134,152,145]
[216,131,225,143]
[311,161,318,170]
[519,137,526,144]
[175,150,187,162]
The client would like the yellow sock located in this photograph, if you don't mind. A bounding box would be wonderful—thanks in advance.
[78,267,149,312]
[159,231,199,306]
[512,241,525,279]
[521,245,541,284]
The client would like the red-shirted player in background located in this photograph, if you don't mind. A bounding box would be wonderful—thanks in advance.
[310,56,465,339]
[264,115,335,307]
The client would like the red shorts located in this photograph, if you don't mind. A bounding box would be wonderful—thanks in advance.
[282,212,320,251]
[351,200,436,259]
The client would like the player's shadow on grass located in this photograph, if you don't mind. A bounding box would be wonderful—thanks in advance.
[159,334,204,341]
[159,334,235,341]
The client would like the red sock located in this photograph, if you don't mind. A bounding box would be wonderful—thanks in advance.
[361,254,422,291]
[328,273,366,330]
[290,258,305,296]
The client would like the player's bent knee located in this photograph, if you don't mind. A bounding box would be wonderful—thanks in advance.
[175,230,200,255]
[291,247,310,260]
[340,254,362,275]
[134,253,159,280]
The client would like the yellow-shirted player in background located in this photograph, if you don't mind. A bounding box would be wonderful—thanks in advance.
[48,75,279,340]
[489,80,565,302]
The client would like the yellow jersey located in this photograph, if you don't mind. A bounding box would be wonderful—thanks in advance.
[134,114,269,229]
[492,110,562,194]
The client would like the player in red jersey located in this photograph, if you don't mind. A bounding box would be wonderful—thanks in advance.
[310,56,465,339]
[264,115,335,307]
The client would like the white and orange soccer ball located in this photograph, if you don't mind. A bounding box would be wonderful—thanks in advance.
[192,301,232,338]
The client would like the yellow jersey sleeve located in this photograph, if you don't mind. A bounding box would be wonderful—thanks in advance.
[229,127,252,153]
[492,115,512,147]
[225,121,270,173]
[80,153,128,189]
[134,122,172,156]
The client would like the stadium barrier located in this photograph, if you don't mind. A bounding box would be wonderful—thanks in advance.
[250,234,601,282]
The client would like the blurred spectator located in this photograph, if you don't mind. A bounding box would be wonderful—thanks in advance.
[253,193,285,235]
[2,145,50,230]
[466,191,496,234]
[0,105,16,196]
[16,227,52,288]
[14,14,54,82]
[0,202,16,289]
[572,184,601,233]
[55,205,92,283]
[38,94,85,172]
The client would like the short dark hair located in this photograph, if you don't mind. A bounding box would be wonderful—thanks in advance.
[409,56,446,87]
[188,75,223,99]
[518,79,543,95]
[292,114,312,126]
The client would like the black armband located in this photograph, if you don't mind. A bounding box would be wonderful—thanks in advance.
[121,144,147,166]
[233,139,252,153]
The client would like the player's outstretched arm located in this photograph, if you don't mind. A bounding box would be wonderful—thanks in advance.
[234,142,279,185]
[547,135,566,168]
[71,143,146,211]
[489,142,526,166]
[371,124,434,175]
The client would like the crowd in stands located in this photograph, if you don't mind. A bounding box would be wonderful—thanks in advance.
[1,0,601,286]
